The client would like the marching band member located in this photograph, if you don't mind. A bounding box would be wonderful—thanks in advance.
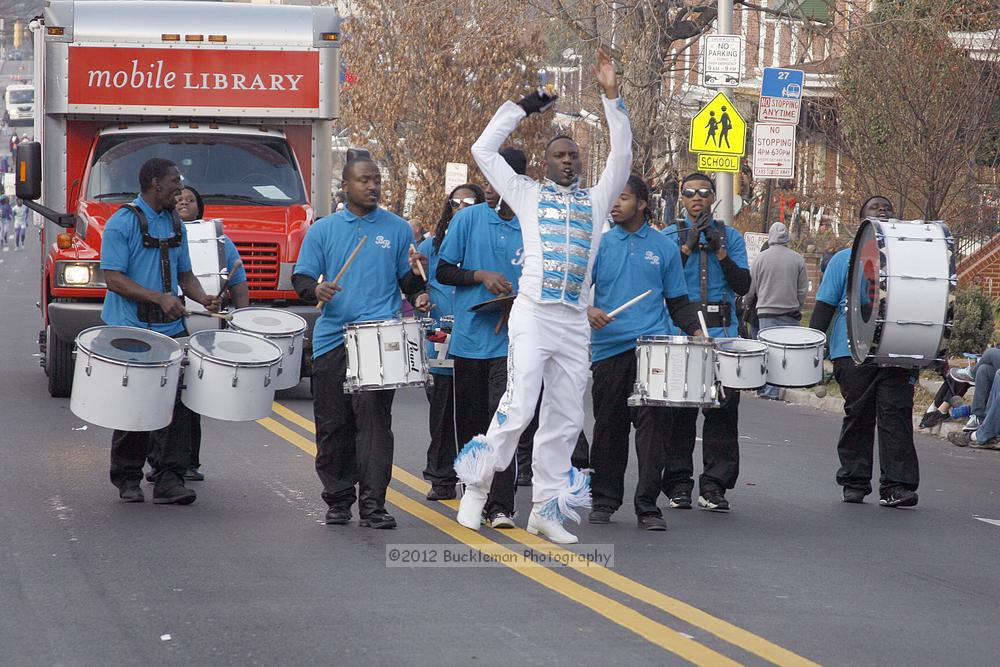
[417,183,485,501]
[101,158,218,505]
[292,157,427,529]
[586,175,701,530]
[810,196,919,507]
[437,154,525,528]
[661,173,750,512]
[454,48,632,544]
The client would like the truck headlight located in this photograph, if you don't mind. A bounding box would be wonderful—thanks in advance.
[57,262,106,288]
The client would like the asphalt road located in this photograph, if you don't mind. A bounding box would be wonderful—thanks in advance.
[2,242,999,667]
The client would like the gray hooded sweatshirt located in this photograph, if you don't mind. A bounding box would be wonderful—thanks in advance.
[745,222,807,316]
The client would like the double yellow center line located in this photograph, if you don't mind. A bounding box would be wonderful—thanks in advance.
[259,401,819,667]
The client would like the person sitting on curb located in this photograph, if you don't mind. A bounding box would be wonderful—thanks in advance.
[948,347,1000,433]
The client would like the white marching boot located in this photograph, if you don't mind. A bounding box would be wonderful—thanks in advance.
[527,502,579,544]
[457,483,489,530]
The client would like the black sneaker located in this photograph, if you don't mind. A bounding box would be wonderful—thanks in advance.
[588,506,614,524]
[119,484,144,503]
[879,489,918,508]
[360,511,397,529]
[667,494,692,510]
[488,511,515,529]
[325,507,352,525]
[152,485,197,505]
[843,488,866,504]
[637,513,667,531]
[698,492,730,512]
[918,410,948,429]
[516,469,533,486]
[184,467,205,481]
[425,485,456,501]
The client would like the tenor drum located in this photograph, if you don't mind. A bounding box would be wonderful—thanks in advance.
[715,338,768,389]
[847,218,954,367]
[425,318,454,370]
[181,330,283,421]
[71,326,183,431]
[344,318,428,392]
[183,219,226,334]
[628,336,718,407]
[228,308,308,390]
[758,326,826,387]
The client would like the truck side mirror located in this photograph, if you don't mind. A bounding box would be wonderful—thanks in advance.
[15,142,42,202]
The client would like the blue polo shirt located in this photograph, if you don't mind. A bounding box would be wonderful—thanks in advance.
[438,203,523,360]
[591,222,688,362]
[815,247,851,359]
[295,206,413,358]
[222,236,247,285]
[661,215,748,338]
[417,236,454,376]
[100,197,192,336]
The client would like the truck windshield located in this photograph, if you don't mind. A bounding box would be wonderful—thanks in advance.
[8,89,33,104]
[85,132,307,206]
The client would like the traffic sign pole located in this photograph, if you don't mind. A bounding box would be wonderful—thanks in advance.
[716,0,734,226]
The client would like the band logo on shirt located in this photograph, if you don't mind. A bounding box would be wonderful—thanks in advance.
[374,235,392,249]
[511,247,525,267]
[644,250,660,267]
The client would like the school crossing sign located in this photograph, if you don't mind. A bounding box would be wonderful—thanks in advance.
[689,91,746,173]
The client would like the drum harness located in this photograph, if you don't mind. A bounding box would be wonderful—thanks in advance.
[122,204,183,325]
[677,217,731,332]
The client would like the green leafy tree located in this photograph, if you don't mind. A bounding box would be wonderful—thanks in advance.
[950,285,995,356]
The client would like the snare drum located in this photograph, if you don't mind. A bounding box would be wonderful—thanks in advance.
[628,336,718,407]
[228,308,308,390]
[183,219,225,334]
[847,218,954,367]
[71,326,183,431]
[758,326,826,387]
[344,318,428,392]
[181,330,283,421]
[715,338,768,389]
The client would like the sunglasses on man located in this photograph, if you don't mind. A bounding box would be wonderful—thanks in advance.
[681,187,714,198]
[450,197,478,209]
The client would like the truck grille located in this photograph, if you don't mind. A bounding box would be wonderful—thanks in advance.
[234,242,279,290]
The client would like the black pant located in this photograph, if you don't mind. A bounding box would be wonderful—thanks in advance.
[516,389,591,471]
[833,358,919,496]
[313,346,395,517]
[110,333,193,493]
[453,356,516,516]
[663,391,741,496]
[590,350,672,516]
[423,373,458,487]
[189,415,203,469]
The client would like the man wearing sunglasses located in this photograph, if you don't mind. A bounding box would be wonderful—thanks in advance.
[454,48,632,544]
[661,172,750,513]
[436,149,526,529]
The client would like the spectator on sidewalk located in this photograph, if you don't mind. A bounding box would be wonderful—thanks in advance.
[745,221,807,399]
[948,348,1000,432]
[949,360,1000,450]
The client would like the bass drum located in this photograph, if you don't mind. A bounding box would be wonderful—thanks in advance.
[847,218,954,367]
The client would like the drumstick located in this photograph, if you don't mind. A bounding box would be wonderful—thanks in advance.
[608,289,652,317]
[697,310,709,337]
[315,236,368,309]
[409,243,428,282]
[215,258,244,301]
[186,310,233,322]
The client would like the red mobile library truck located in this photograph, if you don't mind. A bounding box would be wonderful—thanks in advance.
[20,0,340,396]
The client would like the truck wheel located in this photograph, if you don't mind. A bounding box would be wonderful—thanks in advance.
[46,324,75,398]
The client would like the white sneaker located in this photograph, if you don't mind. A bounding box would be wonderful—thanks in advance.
[456,484,489,530]
[526,503,578,544]
[964,415,980,432]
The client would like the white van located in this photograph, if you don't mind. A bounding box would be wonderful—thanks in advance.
[4,84,34,126]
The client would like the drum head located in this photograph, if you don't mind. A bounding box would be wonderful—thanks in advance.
[718,339,767,354]
[230,308,307,335]
[76,326,182,365]
[188,330,282,365]
[847,219,882,362]
[758,326,826,347]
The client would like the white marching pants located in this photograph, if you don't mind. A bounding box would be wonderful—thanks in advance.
[485,297,590,504]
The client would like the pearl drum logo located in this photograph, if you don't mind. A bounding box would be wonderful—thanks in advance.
[68,47,320,111]
[406,337,421,374]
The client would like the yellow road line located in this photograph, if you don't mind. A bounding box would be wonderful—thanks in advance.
[268,401,820,666]
[257,408,739,666]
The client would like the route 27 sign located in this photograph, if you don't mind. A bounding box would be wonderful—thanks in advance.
[757,67,804,124]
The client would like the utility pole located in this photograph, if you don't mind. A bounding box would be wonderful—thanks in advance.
[716,0,734,225]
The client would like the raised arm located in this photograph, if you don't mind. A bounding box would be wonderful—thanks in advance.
[588,48,634,216]
[471,103,530,208]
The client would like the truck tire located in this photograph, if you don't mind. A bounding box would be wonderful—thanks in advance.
[46,324,75,398]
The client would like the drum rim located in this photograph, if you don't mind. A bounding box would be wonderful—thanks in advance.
[186,330,284,367]
[716,340,768,355]
[229,307,308,336]
[76,325,184,366]
[637,335,715,345]
[758,326,826,349]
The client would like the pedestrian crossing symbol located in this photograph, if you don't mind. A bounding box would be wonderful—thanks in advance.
[689,91,747,157]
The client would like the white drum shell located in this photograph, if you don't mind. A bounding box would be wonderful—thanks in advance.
[344,319,428,392]
[715,339,768,389]
[71,332,182,432]
[228,309,308,391]
[758,326,826,388]
[183,219,226,334]
[181,334,282,422]
[630,336,717,407]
